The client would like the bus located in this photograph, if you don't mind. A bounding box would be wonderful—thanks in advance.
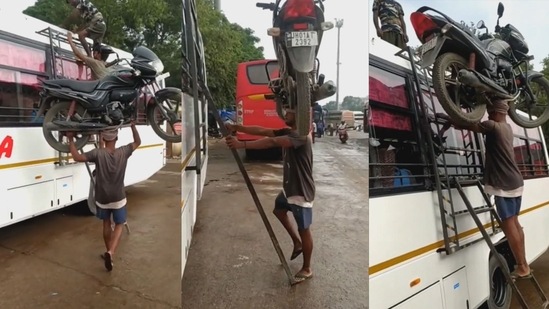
[369,36,549,308]
[0,11,167,228]
[235,59,286,158]
[312,102,326,137]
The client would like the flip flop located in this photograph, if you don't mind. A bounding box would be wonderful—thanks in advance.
[104,252,113,272]
[511,270,532,280]
[293,272,313,284]
[290,249,303,261]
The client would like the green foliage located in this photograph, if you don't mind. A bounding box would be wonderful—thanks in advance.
[322,96,366,111]
[23,0,264,104]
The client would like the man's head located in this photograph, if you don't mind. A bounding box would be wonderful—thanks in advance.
[487,99,509,121]
[93,43,112,62]
[283,108,296,127]
[66,0,79,7]
[101,129,118,144]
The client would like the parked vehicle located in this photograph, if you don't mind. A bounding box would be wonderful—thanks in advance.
[256,0,337,136]
[37,46,182,152]
[410,2,549,128]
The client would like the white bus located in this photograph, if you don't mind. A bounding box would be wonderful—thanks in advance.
[0,11,167,228]
[369,36,549,308]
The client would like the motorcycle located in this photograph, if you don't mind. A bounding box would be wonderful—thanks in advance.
[36,46,182,153]
[338,127,348,143]
[256,0,337,136]
[410,2,549,128]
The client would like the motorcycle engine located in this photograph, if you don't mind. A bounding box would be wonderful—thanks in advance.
[105,101,125,125]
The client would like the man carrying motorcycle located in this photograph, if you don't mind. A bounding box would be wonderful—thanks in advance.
[372,0,409,49]
[224,108,315,284]
[438,100,531,279]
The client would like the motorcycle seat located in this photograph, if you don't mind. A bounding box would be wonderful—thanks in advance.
[43,79,100,93]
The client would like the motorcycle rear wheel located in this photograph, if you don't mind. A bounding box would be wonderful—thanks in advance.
[296,72,312,136]
[432,52,487,126]
[508,76,549,128]
[146,99,182,143]
[42,100,90,153]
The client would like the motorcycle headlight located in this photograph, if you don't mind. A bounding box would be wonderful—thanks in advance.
[150,59,164,75]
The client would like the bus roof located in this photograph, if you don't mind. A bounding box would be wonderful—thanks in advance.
[0,9,133,61]
[369,36,412,72]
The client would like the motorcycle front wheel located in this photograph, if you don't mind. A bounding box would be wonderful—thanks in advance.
[432,52,487,126]
[508,76,549,128]
[296,72,312,136]
[42,100,90,153]
[146,96,182,143]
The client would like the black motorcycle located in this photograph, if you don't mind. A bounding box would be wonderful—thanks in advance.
[36,46,181,152]
[410,2,549,128]
[256,0,337,136]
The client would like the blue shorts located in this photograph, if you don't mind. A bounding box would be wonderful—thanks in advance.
[274,192,312,231]
[96,205,127,225]
[494,196,522,221]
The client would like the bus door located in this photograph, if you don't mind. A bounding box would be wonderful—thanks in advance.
[235,60,285,141]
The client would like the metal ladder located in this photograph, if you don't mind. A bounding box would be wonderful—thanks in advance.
[396,46,548,308]
[36,27,86,79]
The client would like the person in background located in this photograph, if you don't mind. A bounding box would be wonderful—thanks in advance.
[373,0,409,49]
[312,121,317,144]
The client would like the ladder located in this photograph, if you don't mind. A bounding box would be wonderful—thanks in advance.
[396,46,548,308]
[36,27,87,79]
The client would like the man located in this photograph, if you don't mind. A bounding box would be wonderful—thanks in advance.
[66,123,141,271]
[62,0,106,57]
[225,108,315,283]
[312,121,317,143]
[439,100,530,279]
[372,0,409,49]
[67,31,112,80]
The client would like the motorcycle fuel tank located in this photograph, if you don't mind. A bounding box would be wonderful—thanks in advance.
[110,89,138,103]
[484,38,513,60]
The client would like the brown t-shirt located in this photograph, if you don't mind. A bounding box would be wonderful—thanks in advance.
[273,128,315,202]
[84,144,134,204]
[83,57,110,80]
[479,120,524,190]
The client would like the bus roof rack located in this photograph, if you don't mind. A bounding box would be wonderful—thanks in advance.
[36,27,86,50]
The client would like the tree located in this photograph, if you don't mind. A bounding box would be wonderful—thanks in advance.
[322,96,366,111]
[23,0,264,105]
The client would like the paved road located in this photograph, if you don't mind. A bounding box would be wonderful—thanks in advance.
[0,162,180,309]
[181,131,368,309]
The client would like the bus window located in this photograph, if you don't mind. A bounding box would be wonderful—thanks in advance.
[246,62,279,85]
[56,57,91,80]
[0,68,43,125]
[0,39,46,73]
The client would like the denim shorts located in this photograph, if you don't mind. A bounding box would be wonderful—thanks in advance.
[274,192,313,231]
[96,205,127,225]
[494,196,522,221]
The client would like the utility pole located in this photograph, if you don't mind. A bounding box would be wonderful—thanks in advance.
[214,0,221,11]
[335,18,344,111]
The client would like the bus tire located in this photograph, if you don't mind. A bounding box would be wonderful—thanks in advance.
[295,72,312,136]
[487,253,512,309]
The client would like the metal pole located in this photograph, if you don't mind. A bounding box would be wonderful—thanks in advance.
[335,19,343,111]
[214,0,221,11]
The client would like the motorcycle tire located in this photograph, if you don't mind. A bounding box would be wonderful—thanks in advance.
[42,100,90,153]
[296,72,312,136]
[432,52,487,126]
[508,75,549,128]
[146,101,181,143]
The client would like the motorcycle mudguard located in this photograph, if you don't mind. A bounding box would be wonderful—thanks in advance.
[154,87,182,104]
[417,36,448,69]
[287,46,316,73]
[527,70,544,83]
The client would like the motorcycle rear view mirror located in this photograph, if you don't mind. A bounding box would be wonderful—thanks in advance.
[497,2,504,17]
[476,20,486,29]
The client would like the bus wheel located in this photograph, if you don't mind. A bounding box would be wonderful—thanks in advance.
[487,253,512,309]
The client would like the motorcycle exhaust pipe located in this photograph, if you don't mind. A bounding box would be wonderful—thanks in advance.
[457,69,513,99]
[313,80,336,101]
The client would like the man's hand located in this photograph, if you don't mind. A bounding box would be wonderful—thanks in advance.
[225,136,244,149]
[130,120,136,127]
[67,31,73,42]
[224,122,237,134]
[65,131,75,140]
[377,29,383,37]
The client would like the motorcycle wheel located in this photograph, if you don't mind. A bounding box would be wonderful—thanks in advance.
[146,99,182,143]
[42,100,90,153]
[508,76,549,128]
[432,52,487,126]
[296,72,312,136]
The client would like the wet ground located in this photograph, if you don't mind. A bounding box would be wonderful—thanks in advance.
[510,252,549,308]
[0,161,180,309]
[181,130,368,309]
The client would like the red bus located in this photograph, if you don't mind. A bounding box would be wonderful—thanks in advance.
[235,59,286,158]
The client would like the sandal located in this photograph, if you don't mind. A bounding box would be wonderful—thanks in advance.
[511,270,532,280]
[103,252,113,272]
[290,249,303,261]
[292,271,313,285]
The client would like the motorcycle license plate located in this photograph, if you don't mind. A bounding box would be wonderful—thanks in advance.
[286,31,319,47]
[420,36,437,54]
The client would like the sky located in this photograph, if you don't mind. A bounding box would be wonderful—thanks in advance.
[368,0,549,73]
[221,0,368,104]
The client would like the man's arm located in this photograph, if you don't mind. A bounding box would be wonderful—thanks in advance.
[228,124,281,137]
[436,113,489,134]
[67,136,91,162]
[373,1,382,37]
[130,122,141,151]
[226,135,301,150]
[67,32,88,62]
